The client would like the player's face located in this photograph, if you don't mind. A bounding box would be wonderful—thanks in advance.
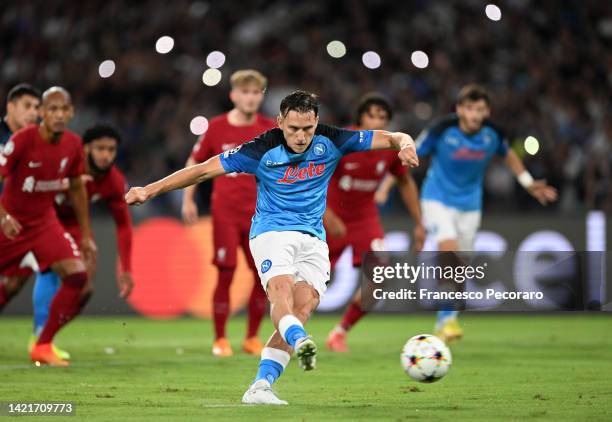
[86,137,118,171]
[230,83,264,115]
[278,110,318,154]
[456,99,490,133]
[40,93,73,135]
[359,105,390,130]
[7,95,40,130]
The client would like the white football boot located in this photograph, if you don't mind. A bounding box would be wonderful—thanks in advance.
[242,379,288,405]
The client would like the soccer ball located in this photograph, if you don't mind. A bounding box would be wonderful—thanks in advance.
[401,334,452,383]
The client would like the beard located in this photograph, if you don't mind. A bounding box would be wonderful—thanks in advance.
[88,153,112,174]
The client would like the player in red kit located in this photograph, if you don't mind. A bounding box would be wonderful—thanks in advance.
[29,124,133,356]
[181,70,275,356]
[325,93,425,352]
[0,87,96,366]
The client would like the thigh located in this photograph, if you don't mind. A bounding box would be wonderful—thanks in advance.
[295,235,330,298]
[212,214,240,269]
[326,231,349,268]
[347,218,386,267]
[421,200,458,245]
[249,231,300,293]
[33,222,82,273]
[0,228,37,277]
[455,210,481,251]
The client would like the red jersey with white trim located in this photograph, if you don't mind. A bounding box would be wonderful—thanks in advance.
[327,149,407,221]
[0,126,84,227]
[190,113,276,217]
[54,165,133,272]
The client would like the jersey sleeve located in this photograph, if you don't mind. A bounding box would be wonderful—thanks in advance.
[316,124,373,155]
[218,131,272,174]
[190,132,214,163]
[0,134,26,177]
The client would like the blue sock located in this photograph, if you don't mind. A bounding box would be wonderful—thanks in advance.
[437,309,459,324]
[32,271,61,336]
[255,359,284,385]
[254,347,290,385]
[278,315,307,348]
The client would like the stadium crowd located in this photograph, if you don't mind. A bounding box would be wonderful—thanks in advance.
[1,0,610,213]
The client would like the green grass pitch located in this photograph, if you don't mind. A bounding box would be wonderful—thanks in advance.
[1,314,611,421]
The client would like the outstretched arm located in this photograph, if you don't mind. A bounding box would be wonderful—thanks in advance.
[504,149,557,205]
[126,155,226,206]
[370,131,419,168]
[181,156,200,224]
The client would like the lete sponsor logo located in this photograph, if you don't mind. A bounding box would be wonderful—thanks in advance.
[277,162,326,184]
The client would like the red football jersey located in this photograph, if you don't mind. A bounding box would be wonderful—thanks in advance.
[0,126,84,227]
[327,149,407,221]
[54,165,132,271]
[190,113,276,217]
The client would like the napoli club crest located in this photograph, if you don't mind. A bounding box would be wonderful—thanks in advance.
[313,143,326,156]
[261,259,272,273]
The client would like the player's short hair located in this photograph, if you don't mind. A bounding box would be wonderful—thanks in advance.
[457,84,490,106]
[7,83,41,103]
[82,124,122,145]
[230,69,267,91]
[356,92,393,125]
[279,90,319,118]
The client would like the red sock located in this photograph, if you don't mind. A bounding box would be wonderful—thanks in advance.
[79,291,92,313]
[340,302,367,332]
[246,280,267,338]
[37,272,87,345]
[213,269,233,339]
[0,282,7,311]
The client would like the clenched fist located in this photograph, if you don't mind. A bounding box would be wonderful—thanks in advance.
[125,187,152,206]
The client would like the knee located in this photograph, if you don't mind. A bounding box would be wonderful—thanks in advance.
[81,281,94,296]
[4,276,27,294]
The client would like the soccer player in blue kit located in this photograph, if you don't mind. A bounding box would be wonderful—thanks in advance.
[416,84,557,341]
[125,91,419,405]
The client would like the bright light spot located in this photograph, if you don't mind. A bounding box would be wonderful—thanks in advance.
[362,51,381,69]
[190,116,209,135]
[206,51,226,69]
[414,102,433,120]
[524,136,540,155]
[326,40,346,58]
[411,51,429,69]
[98,60,116,78]
[485,4,502,21]
[155,36,175,54]
[202,68,222,86]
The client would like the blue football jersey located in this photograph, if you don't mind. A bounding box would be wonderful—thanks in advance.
[219,124,373,240]
[416,114,509,211]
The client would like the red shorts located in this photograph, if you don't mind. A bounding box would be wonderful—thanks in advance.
[0,219,81,277]
[212,210,257,271]
[327,217,385,268]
